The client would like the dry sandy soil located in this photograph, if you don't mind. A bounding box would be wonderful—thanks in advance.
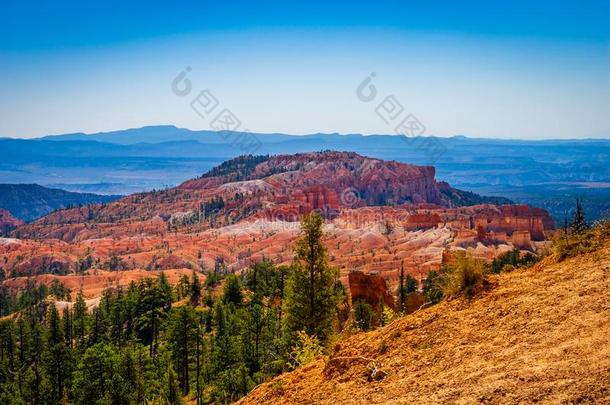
[239,243,610,404]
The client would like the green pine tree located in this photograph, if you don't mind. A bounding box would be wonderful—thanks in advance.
[283,213,338,346]
[571,198,588,233]
[73,290,88,346]
[168,305,198,396]
[223,274,243,306]
[43,305,72,402]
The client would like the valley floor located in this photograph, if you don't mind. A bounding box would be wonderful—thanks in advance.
[239,244,610,404]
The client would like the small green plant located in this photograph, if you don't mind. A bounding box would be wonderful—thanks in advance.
[442,252,487,298]
[490,248,538,274]
[381,306,398,326]
[422,269,445,304]
[270,379,284,394]
[288,331,324,369]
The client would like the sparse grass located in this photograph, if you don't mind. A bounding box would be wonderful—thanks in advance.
[270,379,284,395]
[441,252,487,298]
[552,220,610,261]
[288,331,324,369]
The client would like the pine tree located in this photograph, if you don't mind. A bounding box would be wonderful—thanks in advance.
[243,301,265,372]
[165,364,183,404]
[73,290,87,345]
[63,307,73,348]
[571,198,588,233]
[406,275,418,294]
[223,274,243,306]
[73,343,122,404]
[168,305,198,396]
[190,272,202,306]
[397,265,419,312]
[158,272,175,307]
[176,274,190,300]
[283,212,337,346]
[110,291,124,347]
[195,313,203,405]
[43,305,71,402]
[398,261,405,312]
[17,318,30,369]
[30,322,44,405]
[352,299,375,331]
[89,307,106,345]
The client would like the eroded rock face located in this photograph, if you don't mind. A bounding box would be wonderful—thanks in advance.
[404,213,442,231]
[181,151,444,209]
[436,204,554,242]
[348,270,395,311]
[402,292,425,314]
[11,254,71,278]
[3,152,555,301]
[13,152,554,244]
[0,209,22,234]
[511,230,533,250]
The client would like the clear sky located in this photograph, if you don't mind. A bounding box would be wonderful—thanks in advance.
[1,0,609,139]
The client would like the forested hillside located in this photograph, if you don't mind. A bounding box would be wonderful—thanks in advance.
[0,184,119,222]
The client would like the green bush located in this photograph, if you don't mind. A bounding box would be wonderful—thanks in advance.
[490,248,538,274]
[288,331,324,369]
[422,270,445,304]
[352,299,376,331]
[442,252,487,298]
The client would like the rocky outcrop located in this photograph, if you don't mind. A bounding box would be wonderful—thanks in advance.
[180,152,446,209]
[0,208,22,234]
[439,204,553,241]
[511,230,533,250]
[290,186,341,214]
[402,292,425,314]
[404,212,441,231]
[348,270,395,311]
[14,152,555,243]
[11,254,71,278]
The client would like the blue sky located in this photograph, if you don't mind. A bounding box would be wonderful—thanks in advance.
[1,0,609,139]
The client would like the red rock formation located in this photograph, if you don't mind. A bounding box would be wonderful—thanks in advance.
[511,230,533,250]
[0,208,22,234]
[402,292,425,314]
[290,186,341,214]
[2,152,557,301]
[436,204,553,241]
[404,213,441,231]
[348,270,395,311]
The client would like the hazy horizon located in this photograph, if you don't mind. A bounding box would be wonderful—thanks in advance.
[4,124,610,142]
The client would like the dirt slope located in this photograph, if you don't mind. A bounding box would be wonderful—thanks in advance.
[239,244,610,404]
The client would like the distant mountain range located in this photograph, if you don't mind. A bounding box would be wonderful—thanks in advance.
[0,184,120,222]
[1,125,609,222]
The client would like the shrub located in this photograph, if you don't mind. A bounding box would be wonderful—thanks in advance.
[490,248,539,274]
[552,219,610,261]
[381,306,398,326]
[442,252,487,298]
[288,331,324,369]
[378,340,389,354]
[352,299,376,331]
[270,379,284,394]
[422,270,445,304]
